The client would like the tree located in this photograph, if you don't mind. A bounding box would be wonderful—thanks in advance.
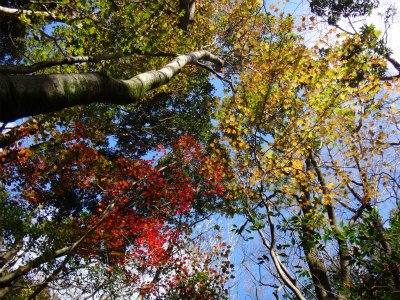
[0,117,230,298]
[0,0,29,64]
[0,0,229,123]
[0,50,224,123]
[0,1,244,297]
[309,0,379,25]
[2,0,400,299]
[308,0,400,79]
[214,7,400,300]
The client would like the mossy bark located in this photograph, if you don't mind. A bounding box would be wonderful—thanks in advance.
[0,51,223,123]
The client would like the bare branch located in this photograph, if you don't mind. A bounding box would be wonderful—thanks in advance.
[195,61,235,93]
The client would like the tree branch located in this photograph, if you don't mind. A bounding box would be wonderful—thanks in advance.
[0,118,51,148]
[0,51,178,74]
[309,151,351,287]
[178,0,196,31]
[386,55,400,73]
[0,4,57,19]
[195,61,235,93]
[28,164,170,299]
[0,50,224,123]
[380,55,400,80]
[243,194,306,300]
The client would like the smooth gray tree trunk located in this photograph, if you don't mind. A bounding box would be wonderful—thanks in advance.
[0,51,223,123]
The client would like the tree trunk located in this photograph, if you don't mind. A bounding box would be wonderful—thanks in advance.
[300,209,337,300]
[0,51,223,123]
[309,151,351,288]
[367,206,400,291]
[304,248,336,300]
[298,164,337,300]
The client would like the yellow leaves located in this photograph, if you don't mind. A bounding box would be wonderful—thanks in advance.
[321,197,333,206]
[207,8,400,247]
[237,140,248,150]
[291,159,304,170]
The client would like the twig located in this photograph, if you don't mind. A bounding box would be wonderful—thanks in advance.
[195,61,235,93]
[28,164,171,299]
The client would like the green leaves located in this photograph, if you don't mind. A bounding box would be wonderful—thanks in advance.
[309,0,379,25]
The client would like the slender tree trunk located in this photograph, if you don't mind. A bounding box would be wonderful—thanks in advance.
[309,152,351,288]
[366,206,400,290]
[298,161,337,300]
[303,248,336,300]
[300,202,337,300]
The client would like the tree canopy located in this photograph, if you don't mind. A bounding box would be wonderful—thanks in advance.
[1,0,400,300]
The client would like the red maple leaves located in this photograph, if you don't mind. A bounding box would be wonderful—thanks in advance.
[0,123,228,296]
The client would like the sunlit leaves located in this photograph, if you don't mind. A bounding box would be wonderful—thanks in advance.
[0,116,230,297]
[211,6,400,297]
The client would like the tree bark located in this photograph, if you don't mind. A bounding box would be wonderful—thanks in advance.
[366,205,400,291]
[298,162,337,300]
[178,0,196,31]
[0,50,224,123]
[0,5,56,18]
[0,54,124,74]
[303,248,336,300]
[309,151,351,288]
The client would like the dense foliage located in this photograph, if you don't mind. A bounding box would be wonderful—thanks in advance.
[1,0,400,299]
[309,0,379,25]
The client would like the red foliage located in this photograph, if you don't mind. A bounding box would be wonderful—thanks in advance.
[0,125,227,283]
